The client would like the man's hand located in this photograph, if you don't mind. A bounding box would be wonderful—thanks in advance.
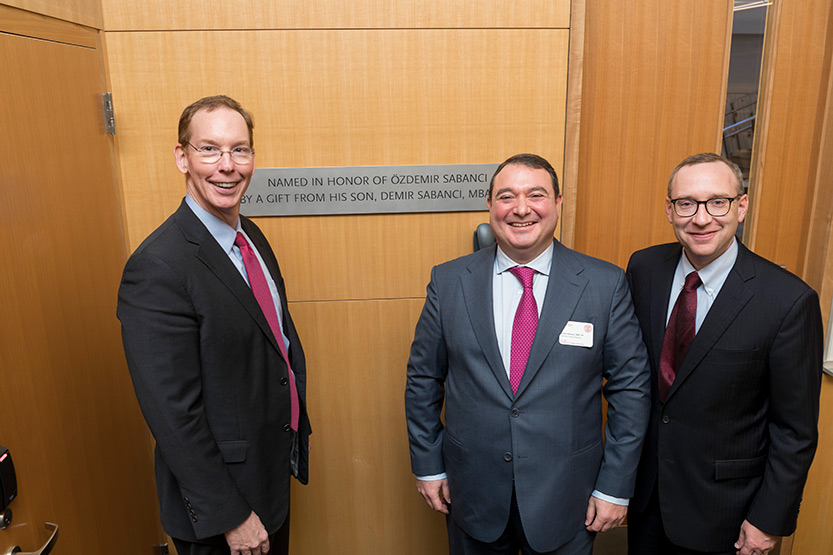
[416,478,451,514]
[584,496,627,532]
[225,511,270,555]
[734,520,778,555]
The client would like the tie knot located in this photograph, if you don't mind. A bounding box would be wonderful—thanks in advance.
[510,266,536,288]
[234,232,249,250]
[684,271,701,291]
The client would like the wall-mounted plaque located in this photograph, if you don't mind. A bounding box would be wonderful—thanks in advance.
[241,163,499,217]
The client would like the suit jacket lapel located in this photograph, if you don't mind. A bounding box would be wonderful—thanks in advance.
[665,243,755,401]
[460,246,513,399]
[174,202,281,355]
[649,245,682,365]
[515,240,587,398]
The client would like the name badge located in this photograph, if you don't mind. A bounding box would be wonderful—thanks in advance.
[559,321,594,348]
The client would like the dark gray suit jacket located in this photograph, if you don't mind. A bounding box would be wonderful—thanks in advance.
[405,240,650,552]
[627,242,822,551]
[118,200,310,543]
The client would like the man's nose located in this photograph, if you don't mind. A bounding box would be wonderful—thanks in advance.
[692,203,712,225]
[514,197,530,215]
[217,151,235,171]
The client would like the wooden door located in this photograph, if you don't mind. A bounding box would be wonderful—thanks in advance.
[0,10,162,554]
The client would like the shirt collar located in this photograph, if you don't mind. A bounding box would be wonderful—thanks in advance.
[494,242,553,276]
[679,237,738,295]
[184,194,242,254]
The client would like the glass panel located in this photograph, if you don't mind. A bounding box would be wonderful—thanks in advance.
[723,1,769,240]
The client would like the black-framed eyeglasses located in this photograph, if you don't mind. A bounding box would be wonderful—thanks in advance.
[669,196,740,217]
[186,142,254,165]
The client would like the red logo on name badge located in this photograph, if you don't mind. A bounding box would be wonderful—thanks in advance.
[584,324,592,333]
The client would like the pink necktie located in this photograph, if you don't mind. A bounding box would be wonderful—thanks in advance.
[658,271,701,402]
[509,266,538,395]
[235,232,299,431]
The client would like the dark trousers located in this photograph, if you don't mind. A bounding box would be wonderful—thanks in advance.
[627,485,734,555]
[447,487,595,555]
[172,511,290,555]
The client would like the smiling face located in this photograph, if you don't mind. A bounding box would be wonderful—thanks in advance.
[666,160,747,270]
[175,106,254,227]
[488,163,562,264]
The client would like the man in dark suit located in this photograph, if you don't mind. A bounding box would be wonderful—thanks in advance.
[405,153,651,554]
[118,96,310,555]
[626,153,822,555]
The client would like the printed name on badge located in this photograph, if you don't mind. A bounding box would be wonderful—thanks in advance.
[559,321,594,348]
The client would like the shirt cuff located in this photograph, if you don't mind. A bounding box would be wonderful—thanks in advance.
[416,473,447,481]
[592,490,629,506]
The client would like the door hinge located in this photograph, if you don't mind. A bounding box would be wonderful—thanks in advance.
[102,92,115,135]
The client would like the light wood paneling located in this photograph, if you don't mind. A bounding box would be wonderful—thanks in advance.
[101,0,569,32]
[573,1,732,268]
[287,299,444,553]
[0,3,97,47]
[1,0,101,28]
[561,0,585,248]
[0,30,160,554]
[786,2,833,552]
[104,28,569,300]
[745,0,833,274]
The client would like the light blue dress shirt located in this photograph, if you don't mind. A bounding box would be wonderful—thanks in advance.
[667,238,739,331]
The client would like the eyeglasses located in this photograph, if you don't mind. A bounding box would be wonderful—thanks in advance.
[669,196,740,217]
[186,142,254,164]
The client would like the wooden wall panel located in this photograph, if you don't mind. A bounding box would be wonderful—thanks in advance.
[104,28,569,300]
[573,1,732,268]
[287,299,444,553]
[1,0,101,28]
[0,27,161,554]
[101,0,569,31]
[104,6,573,553]
[783,2,833,553]
[745,0,833,275]
[0,3,97,47]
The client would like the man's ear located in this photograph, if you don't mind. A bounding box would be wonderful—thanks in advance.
[174,144,189,175]
[736,194,749,223]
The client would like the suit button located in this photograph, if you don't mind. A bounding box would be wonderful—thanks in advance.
[504,452,512,462]
[661,415,670,424]
[283,423,291,432]
[511,408,520,418]
[280,377,288,386]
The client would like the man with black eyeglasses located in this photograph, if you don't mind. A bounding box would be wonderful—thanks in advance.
[118,96,310,555]
[625,153,822,555]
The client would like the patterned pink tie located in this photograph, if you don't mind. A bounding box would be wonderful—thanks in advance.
[235,232,299,431]
[658,271,701,402]
[509,266,538,395]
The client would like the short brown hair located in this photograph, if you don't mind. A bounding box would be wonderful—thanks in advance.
[667,153,744,196]
[178,95,254,147]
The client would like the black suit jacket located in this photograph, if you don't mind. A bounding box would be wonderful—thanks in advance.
[626,242,821,551]
[118,200,310,542]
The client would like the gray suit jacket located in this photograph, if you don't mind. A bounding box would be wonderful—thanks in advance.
[405,240,650,552]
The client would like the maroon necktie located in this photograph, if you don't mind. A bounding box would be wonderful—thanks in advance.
[509,266,538,395]
[658,271,701,402]
[235,232,299,431]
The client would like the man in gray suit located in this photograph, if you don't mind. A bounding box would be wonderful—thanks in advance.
[405,153,651,554]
